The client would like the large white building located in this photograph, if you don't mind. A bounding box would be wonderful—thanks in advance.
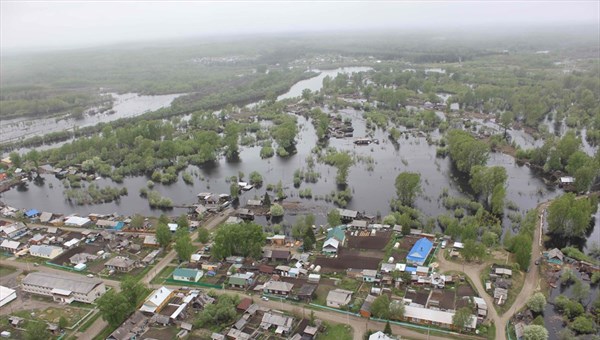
[0,286,17,307]
[29,245,63,259]
[21,272,106,304]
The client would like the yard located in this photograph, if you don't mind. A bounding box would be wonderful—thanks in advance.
[317,323,352,340]
[10,306,91,328]
[0,264,16,276]
[150,264,178,285]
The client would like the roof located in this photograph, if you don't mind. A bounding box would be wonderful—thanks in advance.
[453,242,464,249]
[39,212,53,223]
[369,331,395,340]
[25,209,40,217]
[0,286,16,300]
[270,249,290,260]
[29,245,62,256]
[362,269,377,277]
[247,199,262,206]
[64,238,80,247]
[547,248,564,261]
[323,237,339,250]
[144,235,158,245]
[108,311,148,340]
[237,298,252,311]
[105,256,135,268]
[22,272,102,295]
[327,289,353,304]
[64,216,91,226]
[337,208,358,218]
[173,268,201,279]
[327,227,346,242]
[168,223,178,232]
[361,294,376,312]
[0,240,19,250]
[406,238,433,263]
[297,284,317,297]
[140,287,173,313]
[404,305,477,328]
[263,280,294,292]
[495,268,512,276]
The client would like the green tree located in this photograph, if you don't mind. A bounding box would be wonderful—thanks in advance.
[96,290,133,327]
[249,171,263,186]
[24,321,51,340]
[197,227,210,243]
[175,231,194,262]
[130,214,145,230]
[176,214,189,231]
[394,172,421,206]
[447,130,489,173]
[263,192,271,207]
[490,184,506,215]
[461,239,485,262]
[523,325,549,340]
[370,295,391,319]
[223,122,241,160]
[270,203,284,217]
[212,222,264,259]
[469,166,507,207]
[303,227,316,250]
[547,194,594,238]
[572,279,590,304]
[452,307,473,331]
[383,321,392,335]
[230,181,239,200]
[58,316,68,330]
[9,152,22,168]
[121,276,148,308]
[323,151,354,185]
[570,315,595,334]
[382,214,396,225]
[26,149,41,169]
[389,301,405,319]
[155,222,172,248]
[482,231,499,247]
[327,209,342,227]
[527,292,547,313]
[573,165,597,193]
[194,294,239,328]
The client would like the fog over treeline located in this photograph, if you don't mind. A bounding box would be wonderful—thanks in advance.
[1,1,598,53]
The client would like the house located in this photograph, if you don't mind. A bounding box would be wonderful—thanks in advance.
[362,269,378,282]
[369,331,396,340]
[168,223,179,232]
[263,249,291,262]
[201,262,221,271]
[494,268,512,277]
[236,298,252,312]
[494,288,508,305]
[225,216,243,224]
[263,280,294,296]
[269,235,286,246]
[69,253,96,265]
[260,311,294,335]
[39,212,53,223]
[237,209,254,220]
[0,240,20,254]
[473,296,488,319]
[544,248,564,265]
[105,256,135,272]
[327,226,346,243]
[416,266,429,276]
[21,272,106,304]
[337,209,358,222]
[140,286,175,314]
[143,249,161,265]
[247,199,262,207]
[229,273,254,288]
[173,268,203,282]
[107,311,149,340]
[326,289,353,308]
[322,238,340,254]
[226,256,244,264]
[514,322,525,340]
[64,238,80,249]
[25,209,40,219]
[297,284,317,302]
[29,233,45,245]
[360,295,376,318]
[0,222,28,239]
[259,264,274,274]
[403,304,477,330]
[29,245,63,259]
[0,286,17,307]
[406,238,433,266]
[64,216,91,227]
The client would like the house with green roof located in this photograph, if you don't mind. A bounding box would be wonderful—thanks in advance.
[327,226,346,244]
[172,268,203,282]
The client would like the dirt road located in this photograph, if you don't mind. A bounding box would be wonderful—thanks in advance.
[437,202,547,340]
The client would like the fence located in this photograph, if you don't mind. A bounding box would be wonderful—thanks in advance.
[164,278,223,289]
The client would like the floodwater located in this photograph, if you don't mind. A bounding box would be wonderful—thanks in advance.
[0,92,182,144]
[3,67,595,252]
[277,67,371,100]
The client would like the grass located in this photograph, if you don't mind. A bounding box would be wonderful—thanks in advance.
[78,310,101,332]
[150,265,177,284]
[0,264,17,276]
[480,265,525,315]
[93,324,116,340]
[317,323,353,340]
[9,306,89,327]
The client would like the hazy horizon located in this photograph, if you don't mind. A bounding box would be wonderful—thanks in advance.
[2,1,599,53]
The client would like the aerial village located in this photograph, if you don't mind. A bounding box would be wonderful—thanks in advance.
[1,178,598,340]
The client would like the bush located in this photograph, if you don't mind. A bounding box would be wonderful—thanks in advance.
[270,203,284,217]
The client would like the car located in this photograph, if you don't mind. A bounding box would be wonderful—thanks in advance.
[87,274,94,278]
[535,259,540,265]
[261,296,269,301]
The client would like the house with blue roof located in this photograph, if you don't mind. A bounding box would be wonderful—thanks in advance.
[406,238,433,266]
[25,209,40,219]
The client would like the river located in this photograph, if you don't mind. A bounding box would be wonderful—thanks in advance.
[0,92,182,144]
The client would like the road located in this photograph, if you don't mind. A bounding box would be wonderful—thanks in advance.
[77,208,232,339]
[437,201,547,340]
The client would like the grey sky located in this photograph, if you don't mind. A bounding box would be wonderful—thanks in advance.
[2,1,598,51]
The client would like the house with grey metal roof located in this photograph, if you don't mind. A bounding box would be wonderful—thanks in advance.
[21,272,105,304]
[29,245,63,259]
[105,256,136,272]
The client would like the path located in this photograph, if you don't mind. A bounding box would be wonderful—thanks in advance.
[437,201,548,340]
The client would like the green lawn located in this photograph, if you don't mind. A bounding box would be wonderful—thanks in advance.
[78,311,102,332]
[317,323,353,340]
[150,265,177,284]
